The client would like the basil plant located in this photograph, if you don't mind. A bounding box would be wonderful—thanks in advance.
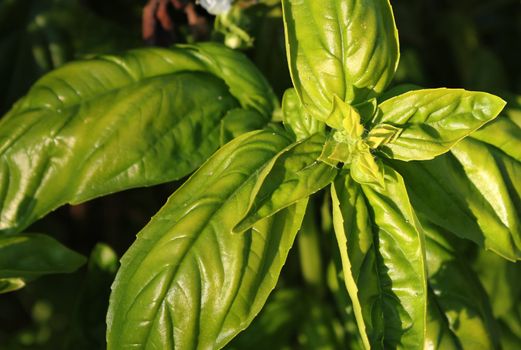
[0,0,519,348]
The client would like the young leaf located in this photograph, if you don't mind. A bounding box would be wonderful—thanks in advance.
[282,0,399,120]
[375,88,506,160]
[0,43,275,234]
[391,115,521,260]
[330,169,428,349]
[107,129,308,349]
[350,147,385,189]
[234,133,338,233]
[0,233,86,293]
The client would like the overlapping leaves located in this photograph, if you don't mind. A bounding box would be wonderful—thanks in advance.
[0,43,276,234]
[392,112,521,261]
[107,128,337,348]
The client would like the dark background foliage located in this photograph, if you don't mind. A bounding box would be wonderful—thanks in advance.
[0,0,519,348]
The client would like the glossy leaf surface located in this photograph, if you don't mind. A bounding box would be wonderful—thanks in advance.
[107,129,308,349]
[391,114,521,260]
[375,88,506,161]
[0,233,85,293]
[0,43,275,234]
[234,133,337,232]
[282,0,399,119]
[330,168,427,349]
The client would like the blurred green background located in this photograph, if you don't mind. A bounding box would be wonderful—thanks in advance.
[0,0,519,348]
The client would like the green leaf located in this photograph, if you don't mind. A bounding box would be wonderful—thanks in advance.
[107,129,308,349]
[375,88,506,160]
[391,115,521,260]
[282,88,325,140]
[0,43,275,234]
[234,133,337,232]
[424,222,500,350]
[224,288,305,350]
[298,301,346,349]
[282,0,399,119]
[0,233,85,293]
[66,243,119,349]
[330,168,427,349]
[474,249,521,319]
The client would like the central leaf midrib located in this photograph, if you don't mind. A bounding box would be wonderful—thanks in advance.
[122,132,290,348]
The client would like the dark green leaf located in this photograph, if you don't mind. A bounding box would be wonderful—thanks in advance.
[390,115,521,260]
[425,289,462,350]
[375,88,506,161]
[330,167,427,349]
[0,233,85,293]
[225,288,305,350]
[474,249,521,319]
[107,129,308,349]
[67,243,119,349]
[282,0,399,120]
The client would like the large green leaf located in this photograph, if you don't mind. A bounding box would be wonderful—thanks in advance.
[0,233,85,293]
[0,43,275,234]
[474,249,521,319]
[107,129,308,349]
[374,88,506,161]
[391,114,521,260]
[282,0,399,120]
[424,222,500,350]
[234,133,337,232]
[330,167,427,349]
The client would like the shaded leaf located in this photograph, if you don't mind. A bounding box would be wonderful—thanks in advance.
[424,222,500,350]
[67,243,119,349]
[0,233,85,293]
[225,288,305,350]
